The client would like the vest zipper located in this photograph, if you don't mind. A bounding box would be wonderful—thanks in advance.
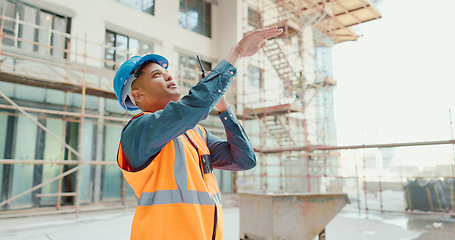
[212,206,218,240]
[183,133,204,180]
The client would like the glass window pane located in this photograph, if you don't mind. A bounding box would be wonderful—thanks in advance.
[0,114,6,158]
[45,89,65,105]
[40,118,64,205]
[0,81,15,97]
[203,2,211,21]
[103,124,123,200]
[14,85,46,102]
[11,115,37,209]
[37,11,53,55]
[188,68,195,80]
[188,56,197,68]
[2,2,16,46]
[249,65,262,87]
[84,95,99,110]
[52,15,67,59]
[188,56,196,80]
[203,23,210,37]
[179,0,185,11]
[0,114,7,194]
[178,11,186,28]
[142,0,155,15]
[19,5,37,52]
[179,54,187,66]
[141,43,152,54]
[118,0,137,9]
[128,37,139,56]
[179,0,199,32]
[104,31,116,69]
[115,34,128,69]
[190,0,201,33]
[105,98,126,113]
[179,0,210,37]
[117,0,154,15]
[3,1,16,31]
[79,120,94,203]
[178,54,187,79]
[248,8,261,27]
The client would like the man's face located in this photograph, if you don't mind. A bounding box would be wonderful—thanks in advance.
[131,62,181,111]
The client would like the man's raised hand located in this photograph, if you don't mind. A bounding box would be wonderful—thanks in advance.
[224,26,283,65]
[237,26,283,57]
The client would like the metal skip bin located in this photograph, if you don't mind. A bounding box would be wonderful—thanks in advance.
[239,193,350,240]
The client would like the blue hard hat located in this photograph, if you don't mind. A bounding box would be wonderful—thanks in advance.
[113,54,169,111]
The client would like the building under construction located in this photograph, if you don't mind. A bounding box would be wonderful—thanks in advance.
[2,0,454,228]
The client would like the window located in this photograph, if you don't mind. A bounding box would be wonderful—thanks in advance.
[179,0,211,37]
[248,8,262,28]
[115,0,155,15]
[1,0,71,59]
[178,53,211,88]
[248,65,264,88]
[104,30,153,70]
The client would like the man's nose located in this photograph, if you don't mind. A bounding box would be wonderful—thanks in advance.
[163,72,173,81]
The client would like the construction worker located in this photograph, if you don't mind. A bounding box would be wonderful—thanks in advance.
[113,27,283,240]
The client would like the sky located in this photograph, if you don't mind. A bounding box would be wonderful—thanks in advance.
[332,0,455,166]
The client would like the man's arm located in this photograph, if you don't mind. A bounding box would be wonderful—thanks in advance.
[121,61,236,170]
[205,108,256,171]
[121,27,282,170]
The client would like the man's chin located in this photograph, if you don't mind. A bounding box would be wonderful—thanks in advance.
[171,93,181,102]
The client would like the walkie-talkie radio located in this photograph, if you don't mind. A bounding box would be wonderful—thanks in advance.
[197,55,206,79]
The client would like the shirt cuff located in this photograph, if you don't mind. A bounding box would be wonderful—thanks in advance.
[219,107,238,128]
[212,60,237,79]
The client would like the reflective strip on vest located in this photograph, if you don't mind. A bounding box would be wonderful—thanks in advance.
[138,191,222,206]
[137,133,222,207]
[211,192,222,206]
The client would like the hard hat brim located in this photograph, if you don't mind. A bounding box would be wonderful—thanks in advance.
[134,54,169,71]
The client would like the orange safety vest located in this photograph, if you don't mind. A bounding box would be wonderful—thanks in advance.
[117,113,223,240]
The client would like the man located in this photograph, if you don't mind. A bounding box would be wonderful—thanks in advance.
[113,27,282,240]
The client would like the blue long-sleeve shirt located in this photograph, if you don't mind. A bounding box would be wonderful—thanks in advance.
[120,60,256,171]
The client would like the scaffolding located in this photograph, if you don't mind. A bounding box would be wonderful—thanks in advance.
[0,5,133,217]
[0,1,236,218]
[237,0,381,193]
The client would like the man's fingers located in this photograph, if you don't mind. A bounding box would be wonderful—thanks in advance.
[261,26,279,32]
[250,28,283,40]
[259,26,282,34]
[246,26,281,38]
[261,28,283,39]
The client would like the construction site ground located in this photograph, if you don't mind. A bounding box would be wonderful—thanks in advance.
[1,202,454,239]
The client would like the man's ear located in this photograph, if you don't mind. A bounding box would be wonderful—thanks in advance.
[132,89,144,103]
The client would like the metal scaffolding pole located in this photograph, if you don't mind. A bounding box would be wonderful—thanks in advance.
[259,139,455,153]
